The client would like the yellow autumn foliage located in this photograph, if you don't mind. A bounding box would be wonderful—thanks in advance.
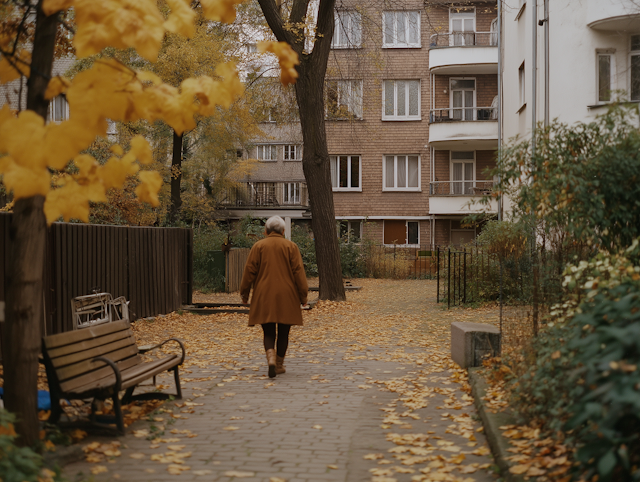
[257,41,300,86]
[0,0,298,224]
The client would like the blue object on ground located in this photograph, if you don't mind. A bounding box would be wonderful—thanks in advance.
[0,388,51,411]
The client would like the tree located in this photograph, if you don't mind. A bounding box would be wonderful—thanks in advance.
[257,0,346,301]
[0,0,295,446]
[492,105,640,252]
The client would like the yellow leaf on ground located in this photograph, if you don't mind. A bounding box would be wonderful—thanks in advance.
[224,471,255,477]
[90,465,108,475]
[509,464,531,475]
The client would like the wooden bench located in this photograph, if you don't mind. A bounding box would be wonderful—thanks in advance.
[42,320,185,434]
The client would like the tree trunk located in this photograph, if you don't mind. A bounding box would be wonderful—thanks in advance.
[4,2,57,446]
[170,130,183,224]
[295,62,345,301]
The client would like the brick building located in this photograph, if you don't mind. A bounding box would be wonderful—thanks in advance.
[237,0,499,246]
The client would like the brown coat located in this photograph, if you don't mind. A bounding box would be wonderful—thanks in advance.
[240,233,309,326]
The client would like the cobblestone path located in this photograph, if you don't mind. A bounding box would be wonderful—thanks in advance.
[63,279,500,482]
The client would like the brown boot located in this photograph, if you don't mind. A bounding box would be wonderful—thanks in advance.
[266,349,277,378]
[275,355,286,374]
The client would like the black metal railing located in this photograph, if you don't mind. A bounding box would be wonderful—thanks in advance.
[429,107,497,123]
[430,180,494,196]
[429,31,498,48]
[220,182,309,208]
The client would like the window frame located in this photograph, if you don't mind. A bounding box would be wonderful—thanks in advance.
[630,36,640,102]
[49,95,69,123]
[256,144,277,161]
[337,220,362,242]
[596,49,615,104]
[332,11,362,49]
[383,220,420,247]
[449,77,476,121]
[449,7,476,46]
[382,79,421,121]
[382,10,421,49]
[450,151,476,195]
[330,155,362,192]
[382,155,421,191]
[283,145,300,161]
[325,79,364,119]
[518,61,526,110]
[283,182,301,204]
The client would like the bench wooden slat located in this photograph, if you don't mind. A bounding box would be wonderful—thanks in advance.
[56,345,139,382]
[44,320,130,349]
[67,355,180,395]
[50,334,138,369]
[59,355,140,393]
[47,329,132,359]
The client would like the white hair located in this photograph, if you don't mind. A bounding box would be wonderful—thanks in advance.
[265,216,286,234]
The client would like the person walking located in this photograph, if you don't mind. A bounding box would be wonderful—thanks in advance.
[240,216,309,378]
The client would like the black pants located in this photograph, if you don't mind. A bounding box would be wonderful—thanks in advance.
[260,323,291,358]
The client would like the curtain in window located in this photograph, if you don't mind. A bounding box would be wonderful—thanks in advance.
[397,155,407,188]
[408,12,420,45]
[384,12,394,45]
[385,156,395,188]
[632,54,640,101]
[330,156,337,187]
[408,156,419,188]
[397,81,406,116]
[409,81,419,116]
[464,162,474,194]
[452,162,463,194]
[384,81,395,116]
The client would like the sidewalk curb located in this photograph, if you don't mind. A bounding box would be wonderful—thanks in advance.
[468,367,525,482]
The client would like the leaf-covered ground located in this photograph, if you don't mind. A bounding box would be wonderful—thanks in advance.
[59,279,503,482]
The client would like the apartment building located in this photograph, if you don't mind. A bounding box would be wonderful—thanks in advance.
[325,0,499,247]
[502,0,640,140]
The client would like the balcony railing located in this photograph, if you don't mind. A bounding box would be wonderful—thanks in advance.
[430,181,494,196]
[429,31,497,48]
[430,107,497,123]
[220,181,309,208]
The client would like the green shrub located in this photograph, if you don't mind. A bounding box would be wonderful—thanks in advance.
[566,283,640,482]
[192,223,226,292]
[339,236,366,278]
[291,224,317,277]
[0,409,64,482]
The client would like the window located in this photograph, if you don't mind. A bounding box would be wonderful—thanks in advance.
[451,151,475,195]
[246,43,257,53]
[631,35,640,101]
[333,11,361,48]
[383,11,420,48]
[450,78,475,120]
[384,155,420,190]
[518,62,525,108]
[449,8,475,46]
[338,220,362,241]
[330,155,361,190]
[383,80,420,120]
[49,95,68,122]
[283,182,300,204]
[326,80,363,119]
[257,145,277,161]
[383,220,419,245]
[597,51,614,103]
[284,145,300,160]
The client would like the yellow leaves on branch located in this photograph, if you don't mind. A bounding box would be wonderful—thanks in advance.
[42,0,244,61]
[257,41,300,86]
[0,58,242,223]
[44,76,70,99]
[0,34,30,83]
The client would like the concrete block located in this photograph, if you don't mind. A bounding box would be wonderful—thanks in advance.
[451,322,501,368]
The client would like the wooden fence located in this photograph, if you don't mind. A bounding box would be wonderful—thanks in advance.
[0,213,193,336]
[226,248,250,293]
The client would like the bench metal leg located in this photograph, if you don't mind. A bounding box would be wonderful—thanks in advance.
[121,387,136,405]
[113,392,125,435]
[173,367,182,400]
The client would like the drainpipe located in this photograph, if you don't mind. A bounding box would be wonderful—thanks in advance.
[543,0,549,127]
[531,0,537,152]
[497,0,502,221]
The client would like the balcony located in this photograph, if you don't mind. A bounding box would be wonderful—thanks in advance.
[587,0,640,31]
[429,32,498,74]
[428,107,498,150]
[220,182,309,209]
[429,181,498,215]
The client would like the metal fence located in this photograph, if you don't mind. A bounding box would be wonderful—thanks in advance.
[429,180,494,196]
[429,31,498,48]
[220,182,309,208]
[0,213,193,336]
[429,107,497,123]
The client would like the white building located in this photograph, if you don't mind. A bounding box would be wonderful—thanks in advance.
[501,0,640,142]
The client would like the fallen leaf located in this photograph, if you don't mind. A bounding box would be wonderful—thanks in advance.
[90,465,108,475]
[225,470,255,477]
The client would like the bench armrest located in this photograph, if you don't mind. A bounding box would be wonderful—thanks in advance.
[91,356,123,392]
[139,338,186,365]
